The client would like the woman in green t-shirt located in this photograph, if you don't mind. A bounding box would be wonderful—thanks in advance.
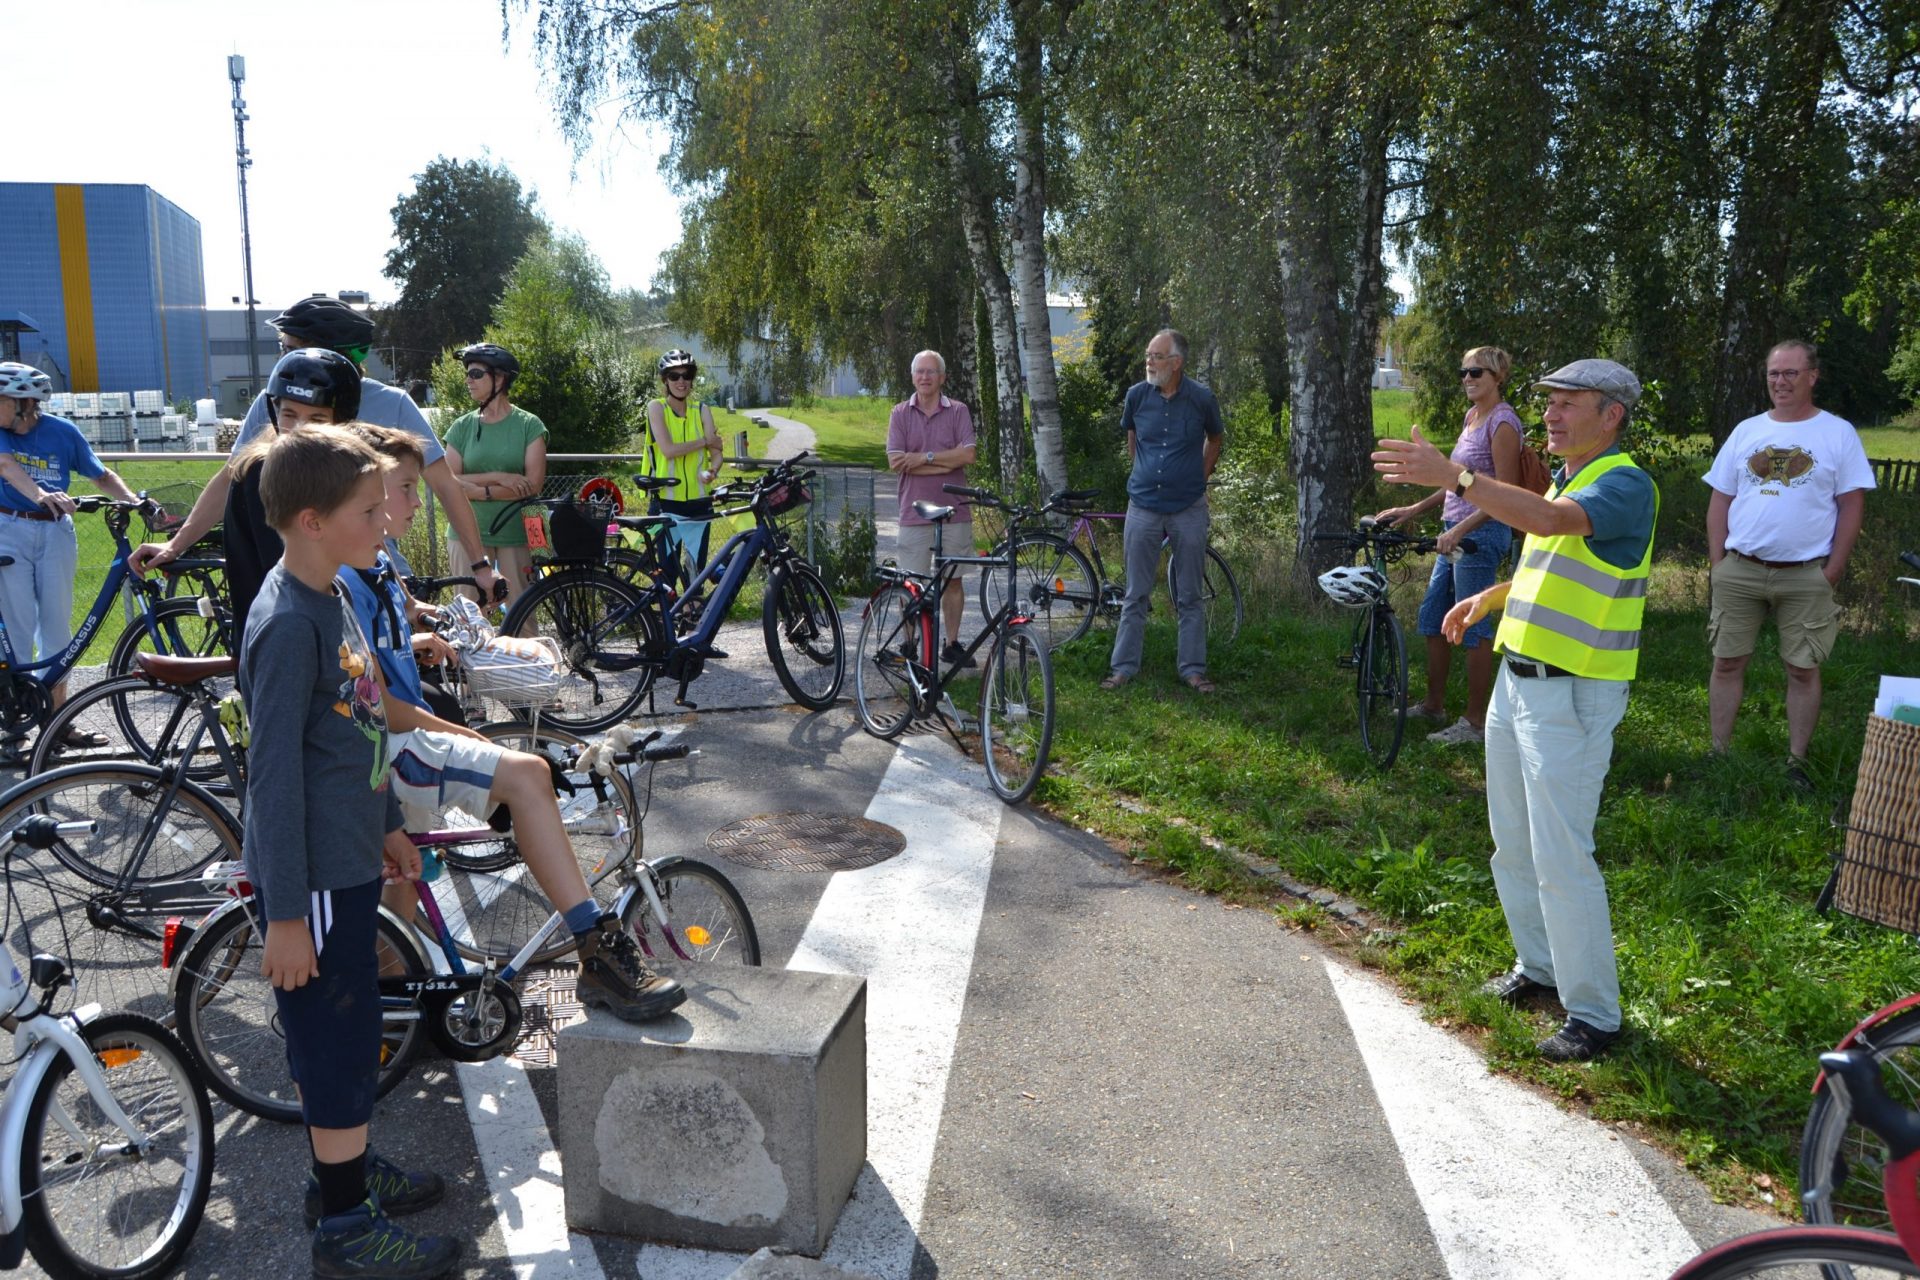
[445,343,547,604]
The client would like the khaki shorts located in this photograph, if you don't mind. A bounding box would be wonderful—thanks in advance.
[448,532,534,606]
[1708,553,1840,668]
[895,519,973,579]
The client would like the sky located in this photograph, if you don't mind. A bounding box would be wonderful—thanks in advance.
[18,0,685,308]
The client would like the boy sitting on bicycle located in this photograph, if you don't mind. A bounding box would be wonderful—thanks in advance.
[236,426,460,1278]
[340,426,684,1027]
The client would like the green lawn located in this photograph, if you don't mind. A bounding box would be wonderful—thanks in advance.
[752,396,890,467]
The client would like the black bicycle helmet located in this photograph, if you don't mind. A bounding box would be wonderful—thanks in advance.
[266,348,363,422]
[270,296,375,355]
[658,349,697,381]
[458,343,520,382]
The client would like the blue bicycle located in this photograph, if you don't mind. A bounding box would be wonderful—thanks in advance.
[495,453,845,730]
[0,497,232,760]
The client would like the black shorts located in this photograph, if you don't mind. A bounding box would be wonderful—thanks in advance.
[271,877,385,1130]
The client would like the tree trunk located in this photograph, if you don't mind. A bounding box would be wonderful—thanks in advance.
[1009,0,1069,499]
[1342,106,1394,490]
[951,282,979,426]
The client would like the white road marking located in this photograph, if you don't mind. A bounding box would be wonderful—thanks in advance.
[458,1055,608,1280]
[637,733,1004,1279]
[1324,960,1700,1279]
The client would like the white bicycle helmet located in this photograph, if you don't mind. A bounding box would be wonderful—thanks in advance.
[0,362,53,401]
[1317,564,1388,608]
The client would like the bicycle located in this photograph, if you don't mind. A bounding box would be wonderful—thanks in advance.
[1668,1049,1920,1278]
[168,727,760,1123]
[977,492,1245,648]
[1312,518,1477,769]
[854,483,1056,804]
[0,812,215,1280]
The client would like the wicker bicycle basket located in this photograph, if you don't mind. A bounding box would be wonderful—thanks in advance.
[461,635,565,708]
[1833,714,1920,931]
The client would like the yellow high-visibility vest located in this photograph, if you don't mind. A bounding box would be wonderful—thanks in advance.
[650,398,709,501]
[1494,451,1658,680]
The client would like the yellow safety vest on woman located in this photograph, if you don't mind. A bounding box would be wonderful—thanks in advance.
[1494,452,1657,681]
[650,398,710,502]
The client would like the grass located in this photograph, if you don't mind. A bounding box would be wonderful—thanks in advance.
[751,396,890,468]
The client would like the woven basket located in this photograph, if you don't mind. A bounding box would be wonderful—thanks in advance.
[1834,715,1920,932]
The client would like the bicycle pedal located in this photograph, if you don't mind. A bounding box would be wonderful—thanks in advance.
[1336,655,1358,669]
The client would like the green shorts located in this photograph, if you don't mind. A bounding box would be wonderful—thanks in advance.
[1708,553,1840,668]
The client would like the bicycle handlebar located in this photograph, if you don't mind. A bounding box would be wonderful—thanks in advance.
[407,574,509,605]
[6,815,95,850]
[1821,1049,1920,1161]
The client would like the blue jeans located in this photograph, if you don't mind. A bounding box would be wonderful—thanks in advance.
[0,513,79,668]
[1108,497,1210,680]
[1415,520,1511,647]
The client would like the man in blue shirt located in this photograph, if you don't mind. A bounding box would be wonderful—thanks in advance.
[1103,329,1225,693]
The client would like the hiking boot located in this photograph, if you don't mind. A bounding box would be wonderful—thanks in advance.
[304,1150,446,1229]
[942,641,976,670]
[311,1198,459,1279]
[1427,717,1485,746]
[577,915,687,1022]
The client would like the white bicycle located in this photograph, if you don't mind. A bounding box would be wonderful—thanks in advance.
[0,815,214,1280]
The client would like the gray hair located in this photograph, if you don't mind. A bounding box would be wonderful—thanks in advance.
[1154,329,1189,361]
[1769,339,1819,371]
[910,350,947,378]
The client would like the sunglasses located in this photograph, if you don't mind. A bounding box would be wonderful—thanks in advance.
[464,368,491,380]
[663,370,695,382]
[1459,367,1488,379]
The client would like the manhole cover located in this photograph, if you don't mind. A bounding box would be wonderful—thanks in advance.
[706,812,906,872]
[511,965,584,1068]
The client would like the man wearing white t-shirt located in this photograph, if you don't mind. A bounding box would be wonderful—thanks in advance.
[1703,339,1874,783]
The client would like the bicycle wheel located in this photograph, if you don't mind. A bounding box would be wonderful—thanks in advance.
[1802,1008,1920,1251]
[978,535,1099,649]
[620,858,761,971]
[854,584,929,739]
[1667,1227,1920,1278]
[1357,610,1408,768]
[1168,546,1243,646]
[20,1012,215,1280]
[979,623,1055,804]
[108,598,232,677]
[172,904,426,1124]
[161,562,229,614]
[425,721,640,966]
[10,764,238,891]
[500,568,663,733]
[29,676,227,784]
[763,562,845,710]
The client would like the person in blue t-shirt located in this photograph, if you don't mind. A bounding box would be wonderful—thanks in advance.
[0,362,141,742]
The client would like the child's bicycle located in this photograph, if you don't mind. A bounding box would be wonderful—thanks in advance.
[0,812,215,1280]
[166,728,760,1123]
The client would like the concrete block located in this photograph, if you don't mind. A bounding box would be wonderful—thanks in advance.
[558,967,866,1255]
[725,1247,877,1279]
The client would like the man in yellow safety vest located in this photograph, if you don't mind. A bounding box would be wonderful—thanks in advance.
[1372,359,1658,1062]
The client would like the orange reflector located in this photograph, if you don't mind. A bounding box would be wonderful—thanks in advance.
[98,1048,142,1069]
[685,926,711,947]
[1052,579,1064,593]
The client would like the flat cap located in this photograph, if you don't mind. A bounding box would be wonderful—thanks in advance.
[1533,359,1641,409]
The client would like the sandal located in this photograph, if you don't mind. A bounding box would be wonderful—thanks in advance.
[1183,674,1217,694]
[1098,673,1132,690]
[58,727,110,751]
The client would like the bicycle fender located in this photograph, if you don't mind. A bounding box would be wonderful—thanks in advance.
[1811,992,1920,1093]
[0,1034,71,1236]
[166,895,252,1000]
[0,1216,23,1268]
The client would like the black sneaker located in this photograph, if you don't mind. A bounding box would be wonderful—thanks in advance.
[1787,756,1814,793]
[304,1150,446,1229]
[312,1198,459,1279]
[942,641,976,670]
[1536,1016,1622,1062]
[577,915,688,1022]
[1477,966,1557,1006]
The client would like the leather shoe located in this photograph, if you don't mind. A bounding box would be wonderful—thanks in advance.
[1537,1016,1622,1062]
[1478,967,1557,1005]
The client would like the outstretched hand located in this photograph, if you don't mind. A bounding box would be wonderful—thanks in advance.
[1372,428,1458,490]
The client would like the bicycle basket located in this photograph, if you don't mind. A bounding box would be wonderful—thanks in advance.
[462,635,565,708]
[763,478,812,516]
[1317,564,1388,609]
[140,482,201,538]
[548,497,614,562]
[1832,714,1920,932]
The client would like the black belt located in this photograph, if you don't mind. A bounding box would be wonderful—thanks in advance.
[0,506,57,523]
[1730,549,1821,570]
[1505,656,1573,679]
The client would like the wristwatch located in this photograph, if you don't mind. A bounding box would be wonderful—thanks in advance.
[471,559,492,573]
[1453,469,1476,498]
[925,450,934,464]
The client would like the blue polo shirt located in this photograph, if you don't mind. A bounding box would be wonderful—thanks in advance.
[1121,378,1223,514]
[1553,444,1658,569]
[1,414,106,514]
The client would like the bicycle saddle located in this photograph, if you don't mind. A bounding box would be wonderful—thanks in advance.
[134,652,239,685]
[913,501,956,523]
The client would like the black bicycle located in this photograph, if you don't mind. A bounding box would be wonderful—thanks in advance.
[854,483,1056,804]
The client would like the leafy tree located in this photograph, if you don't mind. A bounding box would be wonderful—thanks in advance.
[378,157,546,381]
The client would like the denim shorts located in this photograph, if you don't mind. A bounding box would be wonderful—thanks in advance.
[1415,519,1512,646]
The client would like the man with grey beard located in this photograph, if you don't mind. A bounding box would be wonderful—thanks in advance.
[1103,328,1225,692]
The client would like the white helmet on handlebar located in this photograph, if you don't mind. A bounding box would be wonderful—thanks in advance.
[1317,564,1389,608]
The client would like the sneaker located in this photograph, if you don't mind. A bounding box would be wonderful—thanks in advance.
[941,641,976,670]
[1536,1016,1622,1062]
[1406,704,1449,725]
[1427,717,1484,746]
[577,915,688,1022]
[312,1198,459,1279]
[304,1150,446,1229]
[1478,966,1557,1006]
[1786,756,1814,793]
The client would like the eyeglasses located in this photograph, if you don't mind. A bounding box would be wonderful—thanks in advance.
[464,368,490,381]
[1459,367,1488,379]
[1767,369,1807,382]
[663,371,694,383]
[1144,351,1179,363]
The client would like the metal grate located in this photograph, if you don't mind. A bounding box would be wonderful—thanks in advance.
[706,812,906,872]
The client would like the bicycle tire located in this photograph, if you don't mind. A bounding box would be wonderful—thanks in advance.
[980,623,1055,805]
[499,568,663,733]
[426,720,640,966]
[12,763,239,891]
[1357,610,1408,768]
[763,562,845,710]
[620,857,762,970]
[854,584,928,740]
[172,904,426,1124]
[1168,546,1243,646]
[20,1011,215,1280]
[29,675,233,788]
[978,535,1099,648]
[107,597,233,677]
[1802,1007,1920,1256]
[161,562,229,613]
[1667,1227,1920,1278]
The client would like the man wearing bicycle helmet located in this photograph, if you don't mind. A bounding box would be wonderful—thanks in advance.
[0,361,141,748]
[131,296,503,603]
[444,343,545,605]
[646,350,724,570]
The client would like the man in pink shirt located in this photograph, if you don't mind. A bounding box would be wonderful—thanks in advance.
[885,350,978,666]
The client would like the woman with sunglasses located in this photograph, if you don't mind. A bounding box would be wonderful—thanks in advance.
[646,350,724,571]
[445,343,546,604]
[1374,345,1525,747]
